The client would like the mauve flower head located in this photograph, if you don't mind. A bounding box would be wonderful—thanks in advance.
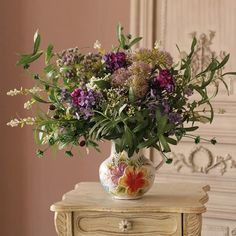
[155,69,174,92]
[70,88,102,119]
[154,50,173,68]
[129,61,152,79]
[111,68,131,88]
[104,52,126,73]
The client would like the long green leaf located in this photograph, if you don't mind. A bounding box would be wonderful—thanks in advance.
[165,137,178,145]
[222,71,236,76]
[214,54,230,70]
[17,51,43,66]
[45,44,54,64]
[129,37,142,48]
[159,135,171,152]
[31,94,50,103]
[188,37,197,59]
[33,30,41,54]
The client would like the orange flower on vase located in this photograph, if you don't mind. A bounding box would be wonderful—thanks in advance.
[118,166,149,195]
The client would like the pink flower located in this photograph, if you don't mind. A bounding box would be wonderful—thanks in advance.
[110,162,127,185]
[155,69,174,92]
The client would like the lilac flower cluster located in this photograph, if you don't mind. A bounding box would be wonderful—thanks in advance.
[155,69,174,92]
[104,52,127,73]
[168,112,183,125]
[57,48,81,79]
[57,47,80,67]
[70,88,102,119]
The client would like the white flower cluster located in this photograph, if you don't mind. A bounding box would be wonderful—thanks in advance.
[93,40,101,49]
[7,87,23,96]
[86,74,111,90]
[7,117,35,127]
[27,86,42,94]
[24,99,35,110]
[154,40,162,49]
[7,86,42,96]
[6,119,20,127]
[86,76,99,90]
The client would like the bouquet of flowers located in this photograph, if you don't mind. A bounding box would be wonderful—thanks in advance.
[7,25,234,162]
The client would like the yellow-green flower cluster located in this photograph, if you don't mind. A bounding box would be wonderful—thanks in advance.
[133,48,173,68]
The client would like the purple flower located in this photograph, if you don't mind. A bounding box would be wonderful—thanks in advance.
[155,69,174,92]
[168,112,183,125]
[70,88,102,119]
[104,52,126,73]
[110,162,127,185]
[61,89,71,102]
[184,87,193,97]
[162,100,170,113]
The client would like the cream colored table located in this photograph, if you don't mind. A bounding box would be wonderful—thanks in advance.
[50,182,209,236]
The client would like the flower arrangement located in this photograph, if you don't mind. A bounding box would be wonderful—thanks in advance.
[7,25,235,162]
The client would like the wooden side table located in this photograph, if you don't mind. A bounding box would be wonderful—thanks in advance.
[50,182,209,236]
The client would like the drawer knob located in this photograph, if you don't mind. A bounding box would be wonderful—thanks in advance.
[119,219,132,232]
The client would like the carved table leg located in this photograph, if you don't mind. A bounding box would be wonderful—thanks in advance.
[54,212,73,236]
[183,213,202,236]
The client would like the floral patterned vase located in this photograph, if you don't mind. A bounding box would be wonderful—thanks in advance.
[99,143,164,200]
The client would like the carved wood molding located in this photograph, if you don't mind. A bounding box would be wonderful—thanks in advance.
[202,224,229,236]
[54,212,72,236]
[170,146,236,175]
[130,0,163,48]
[184,213,202,236]
[232,228,236,236]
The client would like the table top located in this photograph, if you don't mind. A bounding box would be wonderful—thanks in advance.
[50,182,210,214]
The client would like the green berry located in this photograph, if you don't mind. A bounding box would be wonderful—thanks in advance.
[166,158,173,164]
[194,136,200,144]
[65,150,73,157]
[36,149,44,157]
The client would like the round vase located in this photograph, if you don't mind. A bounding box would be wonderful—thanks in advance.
[99,143,164,200]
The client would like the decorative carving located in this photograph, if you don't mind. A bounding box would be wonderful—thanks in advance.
[119,219,132,232]
[186,31,236,96]
[170,146,236,175]
[184,213,202,236]
[54,212,72,236]
[202,224,229,236]
[189,31,226,76]
[232,228,236,236]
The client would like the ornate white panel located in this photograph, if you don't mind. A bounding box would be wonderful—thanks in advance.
[130,0,236,235]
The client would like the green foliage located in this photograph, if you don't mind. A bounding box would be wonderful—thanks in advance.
[11,25,235,159]
[116,23,142,50]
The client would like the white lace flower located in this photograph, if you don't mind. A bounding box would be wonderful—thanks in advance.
[6,88,23,96]
[86,76,98,90]
[22,117,35,125]
[7,119,20,127]
[28,86,42,94]
[154,40,162,49]
[23,99,35,110]
[93,40,101,49]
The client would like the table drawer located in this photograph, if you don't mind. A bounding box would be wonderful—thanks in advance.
[73,212,182,236]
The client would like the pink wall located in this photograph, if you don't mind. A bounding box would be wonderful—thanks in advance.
[0,1,130,235]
